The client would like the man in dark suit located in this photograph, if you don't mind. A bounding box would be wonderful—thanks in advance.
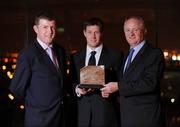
[9,11,67,127]
[106,16,165,127]
[69,17,123,127]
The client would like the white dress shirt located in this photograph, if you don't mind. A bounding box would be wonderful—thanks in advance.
[85,44,103,66]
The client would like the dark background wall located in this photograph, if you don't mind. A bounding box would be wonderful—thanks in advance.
[0,0,180,53]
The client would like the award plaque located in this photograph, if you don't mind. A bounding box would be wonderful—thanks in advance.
[79,65,105,88]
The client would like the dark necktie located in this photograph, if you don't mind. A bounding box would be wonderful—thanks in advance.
[47,47,58,69]
[124,48,134,73]
[88,51,96,66]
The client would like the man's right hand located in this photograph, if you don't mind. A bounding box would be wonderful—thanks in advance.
[75,85,91,97]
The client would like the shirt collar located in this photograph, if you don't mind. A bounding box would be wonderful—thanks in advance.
[37,38,53,50]
[131,40,145,52]
[86,44,103,55]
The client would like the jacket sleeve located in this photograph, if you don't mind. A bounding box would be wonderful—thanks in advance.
[9,51,32,99]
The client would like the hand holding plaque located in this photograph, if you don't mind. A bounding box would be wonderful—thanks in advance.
[79,65,105,88]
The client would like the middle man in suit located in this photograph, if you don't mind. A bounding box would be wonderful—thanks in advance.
[69,17,123,127]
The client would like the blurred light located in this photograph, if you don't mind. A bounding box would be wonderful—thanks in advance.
[66,69,69,75]
[177,117,180,123]
[8,93,14,100]
[172,116,176,122]
[2,65,6,70]
[171,98,175,103]
[67,61,70,65]
[19,105,25,110]
[177,55,180,61]
[172,55,177,61]
[167,85,172,90]
[11,53,18,58]
[12,64,16,70]
[8,74,13,79]
[12,58,17,63]
[163,51,168,58]
[71,50,77,54]
[57,27,65,33]
[7,71,11,76]
[3,58,8,63]
[7,71,13,79]
[160,92,164,97]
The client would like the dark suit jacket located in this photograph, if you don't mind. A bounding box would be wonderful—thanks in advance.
[70,45,123,127]
[119,42,165,127]
[9,40,67,127]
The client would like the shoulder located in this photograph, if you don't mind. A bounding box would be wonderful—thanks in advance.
[54,43,66,52]
[72,48,86,58]
[103,46,123,58]
[145,42,163,55]
[143,42,164,61]
[18,42,36,58]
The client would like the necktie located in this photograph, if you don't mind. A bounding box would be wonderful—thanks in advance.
[47,47,58,69]
[124,48,134,73]
[88,51,96,66]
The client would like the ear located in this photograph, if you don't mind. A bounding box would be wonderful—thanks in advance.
[83,30,86,37]
[33,25,38,34]
[144,28,147,35]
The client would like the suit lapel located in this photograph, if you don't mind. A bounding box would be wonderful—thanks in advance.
[122,53,128,74]
[53,45,64,76]
[98,47,107,66]
[77,49,86,69]
[123,43,148,76]
[34,41,60,74]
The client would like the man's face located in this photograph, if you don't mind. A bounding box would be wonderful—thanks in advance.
[83,25,102,49]
[124,18,146,47]
[33,18,56,46]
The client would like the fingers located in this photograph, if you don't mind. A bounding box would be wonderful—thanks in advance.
[101,91,109,98]
[100,85,111,94]
[76,87,94,97]
[101,86,110,98]
[78,88,88,95]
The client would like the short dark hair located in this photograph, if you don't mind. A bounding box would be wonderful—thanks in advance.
[83,17,104,33]
[34,10,57,25]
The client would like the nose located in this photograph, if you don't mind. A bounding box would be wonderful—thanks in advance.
[93,33,96,38]
[129,30,134,36]
[47,27,54,34]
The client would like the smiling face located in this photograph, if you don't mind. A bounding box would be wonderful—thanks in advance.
[83,25,102,49]
[33,18,56,46]
[124,18,147,48]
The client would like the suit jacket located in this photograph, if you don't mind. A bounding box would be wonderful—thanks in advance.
[9,40,67,127]
[70,45,123,127]
[119,42,165,127]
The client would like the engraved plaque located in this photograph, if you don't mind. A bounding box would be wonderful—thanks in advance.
[79,65,105,88]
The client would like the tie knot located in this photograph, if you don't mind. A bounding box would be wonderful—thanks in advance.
[46,46,53,52]
[91,51,96,56]
[128,48,134,58]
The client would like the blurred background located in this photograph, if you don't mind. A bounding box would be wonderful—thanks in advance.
[0,0,180,126]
